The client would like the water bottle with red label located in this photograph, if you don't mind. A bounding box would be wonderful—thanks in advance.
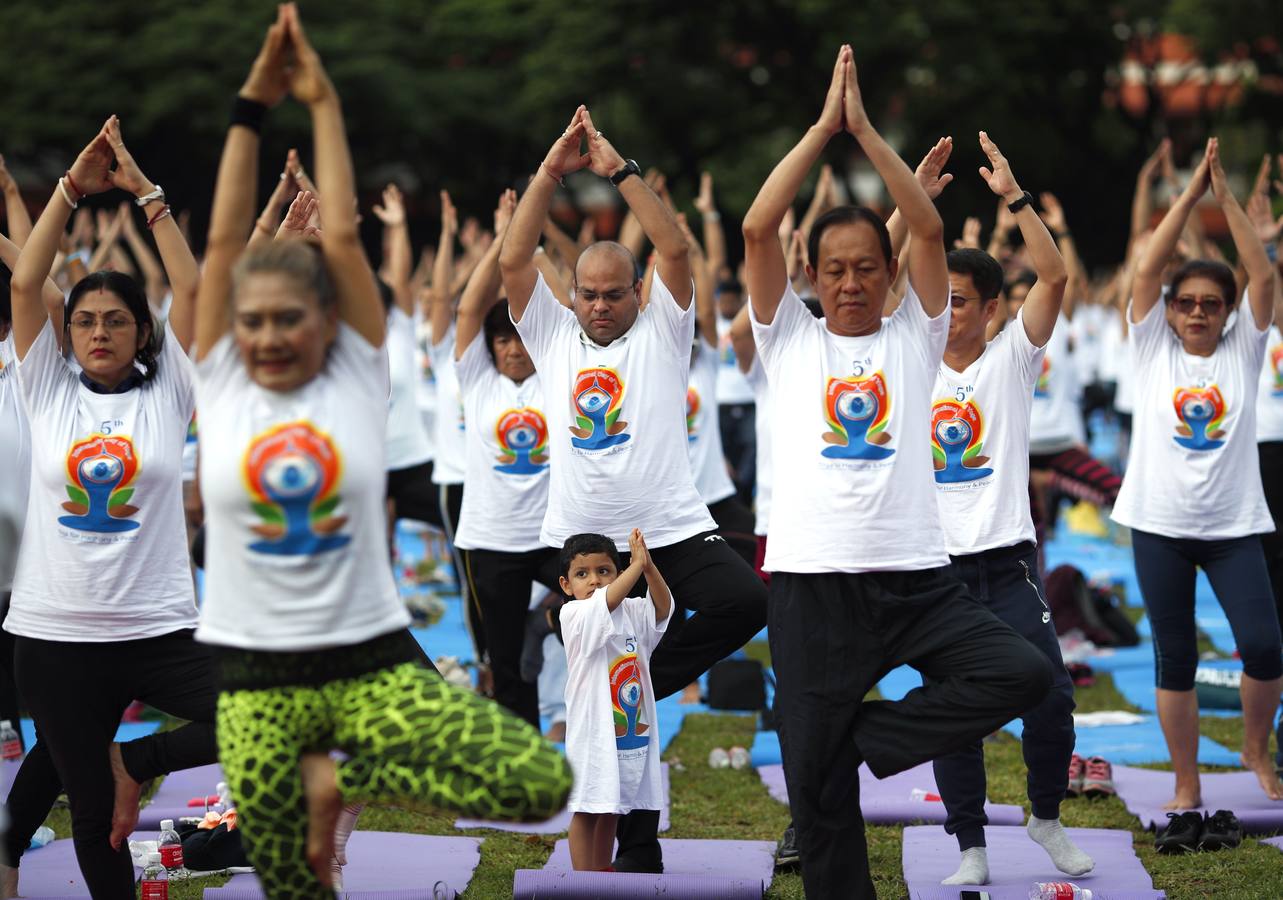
[140,851,168,900]
[158,819,185,874]
[1029,882,1092,900]
[0,720,22,760]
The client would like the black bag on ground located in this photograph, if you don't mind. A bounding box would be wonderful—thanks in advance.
[1045,564,1133,647]
[1091,587,1139,647]
[706,658,766,711]
[180,821,251,871]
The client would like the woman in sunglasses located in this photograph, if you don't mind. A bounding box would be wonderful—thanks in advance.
[1112,137,1283,810]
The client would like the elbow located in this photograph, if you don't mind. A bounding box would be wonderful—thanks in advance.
[910,210,945,244]
[659,232,690,263]
[1043,264,1069,291]
[741,213,774,245]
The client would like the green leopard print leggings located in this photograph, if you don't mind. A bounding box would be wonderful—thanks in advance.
[217,661,572,899]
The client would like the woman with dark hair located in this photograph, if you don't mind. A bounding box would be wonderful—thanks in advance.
[5,116,219,898]
[1112,138,1283,811]
[193,7,568,895]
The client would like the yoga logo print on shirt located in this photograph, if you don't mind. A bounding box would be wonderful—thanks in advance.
[59,434,141,533]
[1172,385,1227,451]
[821,373,894,460]
[718,331,736,367]
[610,641,649,751]
[1270,344,1283,397]
[685,386,700,442]
[493,408,550,475]
[569,367,631,450]
[242,422,351,555]
[1034,355,1051,397]
[930,399,993,483]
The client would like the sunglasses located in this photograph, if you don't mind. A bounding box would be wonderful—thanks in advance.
[1168,296,1226,316]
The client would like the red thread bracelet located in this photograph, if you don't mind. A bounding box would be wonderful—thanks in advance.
[63,170,83,201]
[146,205,172,230]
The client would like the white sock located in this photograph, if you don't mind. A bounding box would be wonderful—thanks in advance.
[941,846,989,885]
[333,802,365,866]
[1028,816,1094,876]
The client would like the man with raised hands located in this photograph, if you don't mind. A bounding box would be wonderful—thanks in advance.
[925,133,1093,886]
[741,45,1053,898]
[499,105,768,873]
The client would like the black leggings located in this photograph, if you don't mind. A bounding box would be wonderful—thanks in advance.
[12,630,218,899]
[1132,529,1283,690]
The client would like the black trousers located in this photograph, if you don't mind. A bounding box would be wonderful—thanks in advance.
[1260,442,1283,764]
[718,403,757,508]
[934,542,1076,850]
[461,547,560,726]
[0,594,22,749]
[769,567,1053,899]
[386,460,445,530]
[12,630,218,899]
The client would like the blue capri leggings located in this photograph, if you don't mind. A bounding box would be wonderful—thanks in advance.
[1132,529,1283,690]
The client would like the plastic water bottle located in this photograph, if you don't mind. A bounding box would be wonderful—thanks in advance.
[728,746,751,770]
[140,851,169,900]
[209,780,230,814]
[910,788,942,802]
[28,826,54,850]
[158,819,184,873]
[708,747,730,769]
[0,720,21,760]
[1029,883,1092,900]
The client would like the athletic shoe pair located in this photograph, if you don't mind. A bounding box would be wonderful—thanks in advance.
[1067,754,1115,797]
[1155,809,1241,853]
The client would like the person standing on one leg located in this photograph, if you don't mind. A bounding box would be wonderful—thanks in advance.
[741,45,1054,899]
[912,133,1092,885]
[499,106,768,873]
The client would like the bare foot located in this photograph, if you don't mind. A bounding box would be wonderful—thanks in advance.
[680,683,701,705]
[0,862,20,899]
[544,721,566,743]
[299,753,343,888]
[1161,784,1202,810]
[108,742,142,850]
[1241,750,1283,801]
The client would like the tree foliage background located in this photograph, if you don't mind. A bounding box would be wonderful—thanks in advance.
[2,0,1281,267]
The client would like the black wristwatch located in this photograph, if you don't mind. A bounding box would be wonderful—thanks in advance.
[610,159,642,186]
[1006,190,1033,214]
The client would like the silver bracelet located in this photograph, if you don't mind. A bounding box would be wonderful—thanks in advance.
[57,178,79,210]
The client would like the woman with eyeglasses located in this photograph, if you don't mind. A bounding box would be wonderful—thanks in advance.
[1112,138,1283,810]
[5,117,220,897]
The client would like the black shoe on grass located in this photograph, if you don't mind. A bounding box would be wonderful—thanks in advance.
[1155,811,1203,854]
[774,823,800,869]
[1198,809,1241,851]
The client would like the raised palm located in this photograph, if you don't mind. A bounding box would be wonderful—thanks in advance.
[978,131,1020,200]
[915,137,954,200]
[543,106,590,180]
[68,119,118,196]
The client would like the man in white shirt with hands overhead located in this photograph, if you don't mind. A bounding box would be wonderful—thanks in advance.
[740,45,1053,899]
[498,104,768,874]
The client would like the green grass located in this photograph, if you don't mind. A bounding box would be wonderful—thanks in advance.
[29,639,1283,898]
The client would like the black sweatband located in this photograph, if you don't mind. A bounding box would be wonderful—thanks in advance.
[230,96,268,134]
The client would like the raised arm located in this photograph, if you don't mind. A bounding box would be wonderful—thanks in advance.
[677,214,716,345]
[976,132,1065,346]
[581,110,691,308]
[1208,141,1275,330]
[1038,191,1083,321]
[246,156,300,253]
[742,46,847,324]
[0,233,64,339]
[694,171,727,280]
[499,106,588,321]
[195,6,291,360]
[1246,184,1283,325]
[798,164,838,243]
[118,202,166,304]
[887,137,954,258]
[0,156,33,247]
[729,300,756,374]
[542,216,583,274]
[428,190,458,341]
[1129,139,1169,253]
[455,189,515,359]
[632,529,672,624]
[1133,140,1212,324]
[106,117,199,351]
[845,53,947,313]
[373,183,413,315]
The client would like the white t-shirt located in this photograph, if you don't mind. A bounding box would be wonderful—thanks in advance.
[750,282,951,573]
[194,325,410,651]
[1028,316,1085,454]
[1096,308,1125,384]
[7,321,198,641]
[512,273,716,550]
[384,308,434,472]
[1256,326,1283,443]
[686,343,737,506]
[932,310,1044,556]
[746,359,773,536]
[413,310,438,459]
[0,358,31,593]
[560,588,669,815]
[453,332,550,552]
[427,327,466,486]
[1071,304,1107,385]
[715,316,756,406]
[1112,300,1273,539]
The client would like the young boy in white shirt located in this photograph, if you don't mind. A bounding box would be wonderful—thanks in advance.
[558,529,673,872]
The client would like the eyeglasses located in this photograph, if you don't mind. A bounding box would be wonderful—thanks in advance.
[574,287,633,303]
[950,295,981,308]
[69,315,136,332]
[1168,296,1226,316]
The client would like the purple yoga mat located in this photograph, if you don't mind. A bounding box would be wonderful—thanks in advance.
[15,838,142,898]
[202,832,481,899]
[516,838,775,899]
[902,825,1164,899]
[1262,835,1283,852]
[137,762,225,829]
[1113,763,1283,833]
[757,762,1027,826]
[454,763,670,834]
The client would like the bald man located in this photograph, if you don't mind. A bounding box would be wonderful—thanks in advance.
[499,107,767,873]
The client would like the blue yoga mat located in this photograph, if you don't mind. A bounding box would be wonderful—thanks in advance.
[19,717,158,750]
[1074,643,1155,673]
[876,665,921,701]
[1066,717,1239,766]
[1110,660,1241,718]
[750,729,782,767]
